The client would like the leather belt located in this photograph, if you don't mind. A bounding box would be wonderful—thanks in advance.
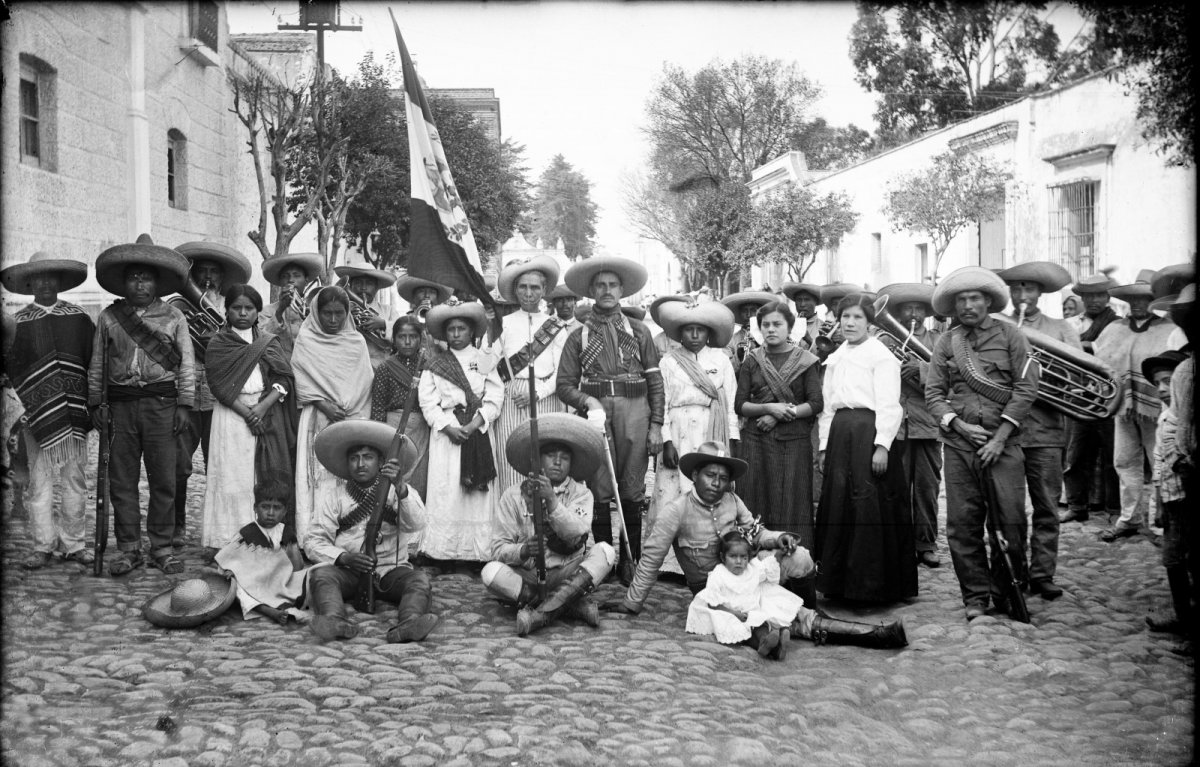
[581,378,647,398]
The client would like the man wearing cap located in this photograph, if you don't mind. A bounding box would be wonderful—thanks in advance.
[877,283,944,569]
[88,235,196,576]
[926,267,1039,621]
[1094,270,1177,542]
[261,252,325,356]
[336,263,401,368]
[172,242,252,549]
[998,261,1082,597]
[305,420,437,643]
[2,252,95,569]
[721,291,775,369]
[482,413,616,635]
[556,257,665,567]
[1061,274,1123,523]
[489,256,570,496]
[782,282,822,349]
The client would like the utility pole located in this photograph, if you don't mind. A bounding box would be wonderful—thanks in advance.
[277,1,362,80]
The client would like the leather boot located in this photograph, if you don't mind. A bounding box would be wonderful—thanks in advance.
[803,614,907,649]
[564,594,600,627]
[592,501,613,545]
[619,498,643,560]
[1147,566,1192,636]
[516,569,595,636]
[309,576,358,641]
[387,571,438,643]
[782,574,826,617]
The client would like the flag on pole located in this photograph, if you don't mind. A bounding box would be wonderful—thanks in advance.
[390,8,491,304]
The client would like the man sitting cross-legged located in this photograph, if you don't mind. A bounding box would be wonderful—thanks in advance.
[304,420,438,643]
[481,413,616,636]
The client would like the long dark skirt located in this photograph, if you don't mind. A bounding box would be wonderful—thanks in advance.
[736,419,815,547]
[815,408,917,602]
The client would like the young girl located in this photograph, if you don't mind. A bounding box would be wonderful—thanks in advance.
[371,316,431,500]
[686,531,804,661]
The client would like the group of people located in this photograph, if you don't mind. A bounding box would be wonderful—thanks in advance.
[2,233,1193,652]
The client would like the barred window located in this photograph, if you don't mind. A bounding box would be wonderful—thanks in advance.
[190,0,219,52]
[1048,180,1099,281]
[168,129,188,210]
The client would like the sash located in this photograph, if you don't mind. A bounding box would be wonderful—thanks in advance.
[580,309,640,373]
[750,345,817,405]
[205,327,277,406]
[110,300,182,371]
[496,316,565,382]
[668,348,729,444]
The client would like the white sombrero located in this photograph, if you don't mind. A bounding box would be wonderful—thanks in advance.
[262,252,324,286]
[1,251,88,294]
[657,300,736,348]
[95,234,190,297]
[142,572,236,629]
[648,294,689,325]
[314,419,418,480]
[497,256,561,304]
[564,256,648,297]
[505,413,604,481]
[425,300,489,342]
[932,266,1010,316]
[174,241,252,286]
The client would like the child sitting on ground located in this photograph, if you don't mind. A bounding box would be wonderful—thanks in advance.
[215,478,313,625]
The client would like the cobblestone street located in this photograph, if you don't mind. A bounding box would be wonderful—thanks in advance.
[1,444,1194,766]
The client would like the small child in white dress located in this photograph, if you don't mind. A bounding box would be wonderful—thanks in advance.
[686,531,812,660]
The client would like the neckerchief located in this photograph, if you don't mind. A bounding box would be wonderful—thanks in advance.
[1080,306,1119,344]
[580,308,640,373]
[339,477,397,534]
[109,299,182,371]
[750,344,818,405]
[1127,315,1161,334]
[497,315,566,382]
[668,347,730,444]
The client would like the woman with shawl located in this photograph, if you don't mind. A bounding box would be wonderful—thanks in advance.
[418,301,503,563]
[292,287,373,545]
[370,315,431,500]
[201,284,296,550]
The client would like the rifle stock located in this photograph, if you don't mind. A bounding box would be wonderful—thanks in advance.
[982,467,1030,623]
[93,326,110,577]
[362,384,419,613]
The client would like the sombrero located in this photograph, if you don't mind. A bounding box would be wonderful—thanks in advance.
[425,300,489,342]
[313,419,418,480]
[504,413,604,481]
[877,283,934,313]
[721,291,777,317]
[95,234,189,297]
[497,256,560,304]
[781,282,822,303]
[1,251,88,294]
[142,572,236,629]
[1151,263,1195,299]
[335,263,397,288]
[658,300,736,348]
[262,252,324,286]
[997,261,1072,293]
[174,241,252,286]
[1109,269,1156,301]
[678,441,748,481]
[548,284,579,301]
[648,294,689,325]
[932,266,1009,316]
[621,304,646,322]
[819,282,862,309]
[564,256,648,297]
[1152,283,1195,314]
[1141,350,1188,384]
[395,274,452,305]
[1072,274,1118,294]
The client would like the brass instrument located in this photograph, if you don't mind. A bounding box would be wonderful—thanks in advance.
[813,319,841,361]
[280,282,311,320]
[169,278,225,360]
[413,299,433,322]
[342,285,393,352]
[873,300,934,365]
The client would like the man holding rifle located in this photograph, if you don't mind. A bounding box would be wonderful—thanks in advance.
[305,420,437,643]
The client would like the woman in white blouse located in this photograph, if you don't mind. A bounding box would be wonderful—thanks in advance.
[815,294,917,603]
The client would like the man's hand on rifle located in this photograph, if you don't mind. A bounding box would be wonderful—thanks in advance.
[337,552,376,574]
[521,473,557,509]
[380,458,409,497]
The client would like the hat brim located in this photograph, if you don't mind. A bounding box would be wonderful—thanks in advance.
[1141,351,1187,383]
[548,284,579,301]
[658,301,736,348]
[721,292,778,315]
[678,451,748,481]
[781,283,822,302]
[396,275,453,305]
[142,572,236,629]
[648,294,689,325]
[95,242,190,297]
[1109,284,1154,300]
[314,419,417,480]
[1151,264,1195,299]
[564,257,648,297]
[1,259,88,294]
[997,262,1073,293]
[497,256,561,304]
[175,242,253,286]
[425,302,489,342]
[334,265,397,288]
[932,267,1010,316]
[1072,276,1118,294]
[877,283,934,312]
[262,253,325,285]
[621,305,646,322]
[504,413,604,481]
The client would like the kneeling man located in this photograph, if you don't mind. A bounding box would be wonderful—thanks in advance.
[305,420,438,643]
[482,413,616,636]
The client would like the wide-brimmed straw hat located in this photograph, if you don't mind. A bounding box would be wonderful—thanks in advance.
[547,284,579,301]
[658,300,736,348]
[1072,274,1118,294]
[1151,263,1195,299]
[174,241,252,286]
[1109,269,1156,301]
[142,572,236,629]
[1141,350,1188,384]
[721,291,777,317]
[262,252,324,286]
[877,283,934,313]
[648,293,690,325]
[819,282,862,309]
[678,441,748,481]
[1151,283,1196,314]
[997,261,1073,293]
[395,274,452,305]
[622,304,646,322]
[781,282,823,303]
[335,263,397,288]
[314,419,418,480]
[425,299,489,342]
[1,251,88,294]
[95,234,190,297]
[505,413,604,481]
[497,256,560,304]
[932,266,1010,316]
[564,256,648,297]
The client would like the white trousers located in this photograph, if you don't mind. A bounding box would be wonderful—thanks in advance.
[23,431,88,554]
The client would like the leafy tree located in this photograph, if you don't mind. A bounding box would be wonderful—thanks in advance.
[788,118,875,170]
[883,151,1011,283]
[531,155,598,260]
[736,186,859,281]
[682,182,756,295]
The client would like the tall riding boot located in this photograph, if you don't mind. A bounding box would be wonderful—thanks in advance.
[388,573,439,644]
[620,498,643,560]
[782,574,825,617]
[564,594,600,627]
[516,569,595,636]
[1147,566,1192,636]
[803,614,907,649]
[309,577,358,641]
[592,501,613,545]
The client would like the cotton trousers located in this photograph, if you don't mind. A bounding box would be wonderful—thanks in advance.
[310,563,432,619]
[589,395,651,503]
[1112,415,1157,531]
[21,432,88,555]
[1063,417,1119,513]
[900,438,943,555]
[176,407,212,536]
[109,396,178,557]
[1023,446,1062,583]
[481,543,616,602]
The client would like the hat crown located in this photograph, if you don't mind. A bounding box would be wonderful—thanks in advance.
[136,233,155,245]
[170,579,213,612]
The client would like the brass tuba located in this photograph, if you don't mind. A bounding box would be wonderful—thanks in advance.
[872,297,934,365]
[169,278,225,359]
[341,285,393,352]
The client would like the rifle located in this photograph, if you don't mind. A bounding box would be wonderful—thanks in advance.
[982,466,1030,623]
[526,346,549,603]
[93,325,111,577]
[361,384,419,613]
[601,425,637,586]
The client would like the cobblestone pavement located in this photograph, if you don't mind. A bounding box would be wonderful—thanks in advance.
[1,441,1194,766]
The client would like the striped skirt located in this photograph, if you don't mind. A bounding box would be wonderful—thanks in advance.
[491,377,566,496]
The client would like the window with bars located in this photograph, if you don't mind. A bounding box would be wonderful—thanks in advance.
[1048,180,1099,280]
[190,0,219,52]
[167,130,188,210]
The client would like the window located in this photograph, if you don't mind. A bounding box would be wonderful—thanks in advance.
[167,129,188,210]
[870,233,882,273]
[1048,180,1099,281]
[825,244,840,284]
[19,56,55,170]
[190,0,219,52]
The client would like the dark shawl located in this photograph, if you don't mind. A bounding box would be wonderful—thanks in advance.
[426,349,496,491]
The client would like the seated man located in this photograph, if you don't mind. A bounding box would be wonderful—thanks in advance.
[305,420,437,643]
[481,413,616,636]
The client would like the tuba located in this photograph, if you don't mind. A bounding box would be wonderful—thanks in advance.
[341,285,393,352]
[169,278,225,360]
[872,297,934,365]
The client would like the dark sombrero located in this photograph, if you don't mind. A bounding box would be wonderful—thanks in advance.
[95,234,190,297]
[877,283,934,313]
[781,282,823,303]
[262,252,325,286]
[174,241,252,286]
[505,413,604,481]
[721,291,778,317]
[1151,263,1195,300]
[819,282,862,310]
[547,284,579,301]
[658,300,736,348]
[1109,269,1156,301]
[1141,350,1188,384]
[678,441,747,480]
[1072,274,1118,294]
[1,251,88,294]
[334,263,397,288]
[313,419,418,480]
[997,261,1073,293]
[142,571,236,629]
[395,274,453,305]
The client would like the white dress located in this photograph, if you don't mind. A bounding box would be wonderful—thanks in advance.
[685,556,804,644]
[418,345,503,560]
[201,327,263,548]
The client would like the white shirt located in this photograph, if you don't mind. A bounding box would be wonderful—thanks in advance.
[493,309,563,400]
[818,336,903,451]
[417,346,504,432]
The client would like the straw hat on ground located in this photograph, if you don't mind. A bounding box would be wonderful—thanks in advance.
[395,274,453,305]
[314,419,418,480]
[262,252,324,286]
[174,241,252,286]
[1109,269,1156,301]
[1072,274,1119,294]
[721,291,777,317]
[425,300,489,342]
[997,261,1073,293]
[95,234,190,297]
[781,282,823,303]
[564,256,648,297]
[504,413,604,481]
[334,263,397,288]
[497,256,560,304]
[1,251,88,294]
[877,283,934,314]
[657,300,736,348]
[678,441,748,481]
[142,572,236,629]
[932,266,1010,316]
[1151,263,1195,299]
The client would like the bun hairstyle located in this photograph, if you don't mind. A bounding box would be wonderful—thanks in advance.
[755,300,796,330]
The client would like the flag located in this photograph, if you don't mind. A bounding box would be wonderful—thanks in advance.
[390,9,491,305]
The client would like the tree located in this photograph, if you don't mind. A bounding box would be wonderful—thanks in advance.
[681,182,757,295]
[788,118,875,170]
[735,186,859,281]
[530,155,598,260]
[883,151,1011,283]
